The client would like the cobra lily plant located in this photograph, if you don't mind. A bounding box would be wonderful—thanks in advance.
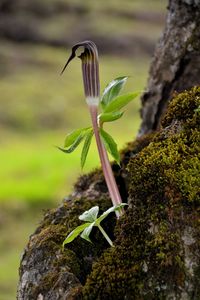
[59,41,139,218]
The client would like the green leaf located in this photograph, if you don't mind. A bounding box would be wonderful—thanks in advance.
[101,76,128,109]
[57,127,92,154]
[80,223,95,243]
[104,92,140,113]
[95,203,128,225]
[79,206,99,222]
[63,222,92,246]
[98,111,124,124]
[64,127,91,148]
[81,129,94,169]
[57,134,85,154]
[99,128,120,164]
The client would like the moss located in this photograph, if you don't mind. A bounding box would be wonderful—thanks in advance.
[161,86,200,129]
[82,87,200,299]
[120,133,155,167]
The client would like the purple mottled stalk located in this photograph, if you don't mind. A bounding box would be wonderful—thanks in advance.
[61,41,123,215]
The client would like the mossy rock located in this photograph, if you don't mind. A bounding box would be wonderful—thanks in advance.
[18,87,200,300]
[17,170,117,299]
[83,87,200,299]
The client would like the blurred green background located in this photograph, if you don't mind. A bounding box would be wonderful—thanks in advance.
[0,0,167,299]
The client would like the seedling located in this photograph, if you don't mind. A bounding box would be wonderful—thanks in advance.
[59,41,139,216]
[63,203,127,247]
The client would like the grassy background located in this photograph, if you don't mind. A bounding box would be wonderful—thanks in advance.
[0,0,167,299]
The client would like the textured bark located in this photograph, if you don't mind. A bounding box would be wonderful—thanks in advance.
[139,0,200,135]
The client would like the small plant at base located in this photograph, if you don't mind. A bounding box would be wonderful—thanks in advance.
[59,41,139,217]
[63,203,128,248]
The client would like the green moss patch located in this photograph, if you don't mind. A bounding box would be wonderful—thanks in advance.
[82,87,200,299]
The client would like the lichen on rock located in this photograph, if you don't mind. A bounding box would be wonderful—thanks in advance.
[18,87,200,300]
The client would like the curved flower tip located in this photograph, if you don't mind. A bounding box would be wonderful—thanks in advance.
[61,40,100,105]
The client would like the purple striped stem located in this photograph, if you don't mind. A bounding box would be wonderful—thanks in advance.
[61,41,123,217]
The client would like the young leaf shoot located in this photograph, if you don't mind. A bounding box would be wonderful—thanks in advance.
[63,203,128,248]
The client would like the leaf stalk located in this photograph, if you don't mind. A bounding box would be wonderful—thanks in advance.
[97,224,114,247]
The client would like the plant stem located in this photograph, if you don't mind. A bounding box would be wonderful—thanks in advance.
[89,105,123,218]
[97,224,114,247]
